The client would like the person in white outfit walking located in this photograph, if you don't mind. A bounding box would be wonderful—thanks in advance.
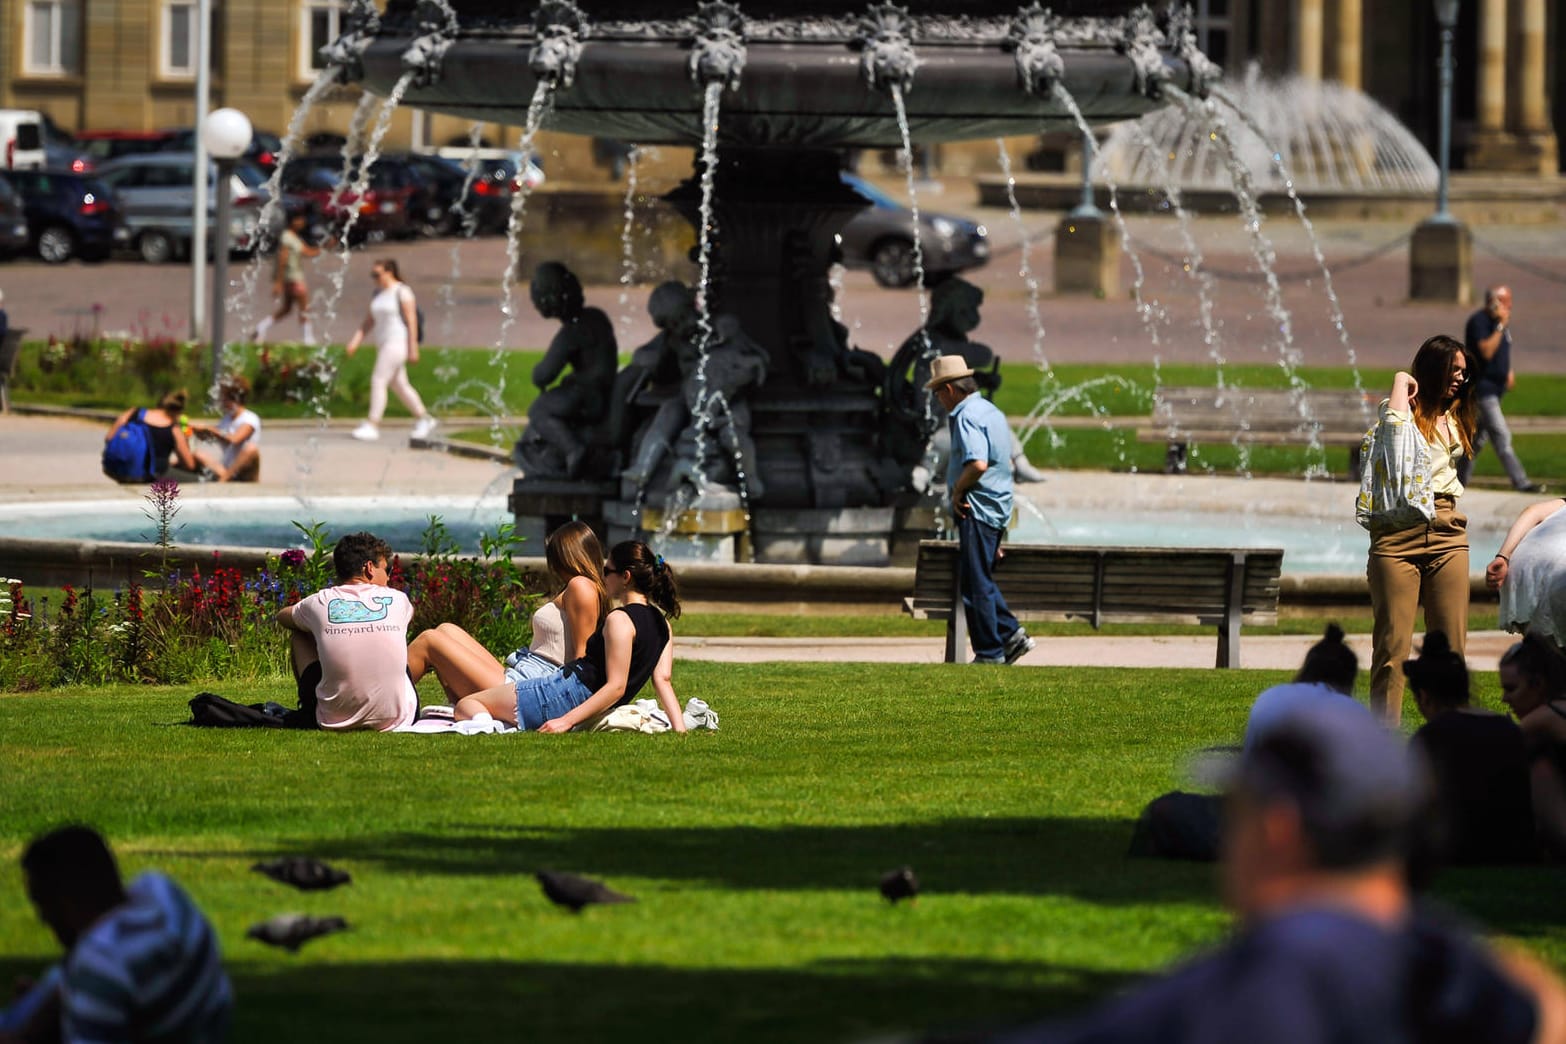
[344,258,436,442]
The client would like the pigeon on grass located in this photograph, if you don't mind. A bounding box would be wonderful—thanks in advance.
[246,914,349,953]
[879,866,920,904]
[536,871,636,913]
[251,857,352,892]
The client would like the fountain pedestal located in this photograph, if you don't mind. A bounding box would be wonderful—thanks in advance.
[1054,211,1120,297]
[1408,217,1471,303]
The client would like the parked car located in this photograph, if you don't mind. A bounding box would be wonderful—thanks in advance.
[0,173,31,257]
[279,154,425,242]
[434,146,546,191]
[73,130,179,170]
[95,153,280,262]
[836,173,990,288]
[165,127,285,174]
[0,110,48,171]
[390,151,512,236]
[2,169,124,263]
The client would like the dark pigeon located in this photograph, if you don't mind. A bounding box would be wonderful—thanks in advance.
[879,866,920,904]
[536,870,636,913]
[246,914,349,953]
[251,857,352,892]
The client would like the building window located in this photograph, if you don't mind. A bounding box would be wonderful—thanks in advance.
[1192,0,1231,72]
[23,0,83,77]
[161,0,198,79]
[300,0,347,78]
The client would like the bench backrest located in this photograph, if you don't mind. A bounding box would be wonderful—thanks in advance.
[1153,386,1376,435]
[908,541,1284,626]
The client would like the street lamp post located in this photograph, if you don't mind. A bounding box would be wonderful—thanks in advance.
[1070,127,1101,220]
[1408,0,1471,302]
[201,108,252,390]
[1432,0,1460,220]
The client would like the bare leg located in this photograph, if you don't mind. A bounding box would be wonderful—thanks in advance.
[290,628,320,678]
[407,622,506,700]
[454,681,518,724]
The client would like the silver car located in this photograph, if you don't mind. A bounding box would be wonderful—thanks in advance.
[837,173,990,288]
[94,152,277,263]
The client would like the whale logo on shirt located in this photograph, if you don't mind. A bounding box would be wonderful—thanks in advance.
[326,596,395,624]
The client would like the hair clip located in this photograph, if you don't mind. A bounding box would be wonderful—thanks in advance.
[654,554,666,574]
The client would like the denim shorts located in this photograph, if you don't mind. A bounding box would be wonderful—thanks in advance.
[514,667,593,731]
[503,648,561,685]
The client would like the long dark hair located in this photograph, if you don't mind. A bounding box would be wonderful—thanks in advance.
[1409,335,1474,455]
[608,540,681,619]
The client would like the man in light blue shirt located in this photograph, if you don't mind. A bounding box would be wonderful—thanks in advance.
[929,355,1034,665]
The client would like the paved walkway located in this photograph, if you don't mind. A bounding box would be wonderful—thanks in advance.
[674,630,1521,673]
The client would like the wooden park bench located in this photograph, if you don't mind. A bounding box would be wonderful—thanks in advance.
[903,540,1284,668]
[1140,386,1377,475]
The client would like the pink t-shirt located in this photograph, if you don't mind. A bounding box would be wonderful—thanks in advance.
[290,582,417,732]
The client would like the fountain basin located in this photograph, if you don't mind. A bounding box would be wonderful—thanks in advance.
[0,492,1507,578]
[361,3,1199,149]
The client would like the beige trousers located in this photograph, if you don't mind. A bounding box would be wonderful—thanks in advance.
[1367,498,1469,725]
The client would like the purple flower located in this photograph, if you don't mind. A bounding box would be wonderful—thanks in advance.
[280,549,307,568]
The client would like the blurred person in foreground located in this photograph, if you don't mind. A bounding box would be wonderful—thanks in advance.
[994,699,1566,1044]
[0,825,231,1044]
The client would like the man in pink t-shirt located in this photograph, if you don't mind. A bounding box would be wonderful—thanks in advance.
[276,532,417,732]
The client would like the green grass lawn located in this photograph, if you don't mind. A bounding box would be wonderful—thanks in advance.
[1,663,1560,1043]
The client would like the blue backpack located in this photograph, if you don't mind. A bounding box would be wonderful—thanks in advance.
[102,409,159,482]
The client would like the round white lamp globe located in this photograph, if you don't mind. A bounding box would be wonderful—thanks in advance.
[201,108,253,160]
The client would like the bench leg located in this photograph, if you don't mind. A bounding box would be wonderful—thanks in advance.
[1217,554,1244,668]
[1164,442,1189,475]
[946,560,968,664]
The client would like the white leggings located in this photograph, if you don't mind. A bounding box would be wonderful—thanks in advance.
[368,337,427,423]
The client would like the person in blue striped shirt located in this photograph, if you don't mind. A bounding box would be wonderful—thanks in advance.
[17,825,232,1044]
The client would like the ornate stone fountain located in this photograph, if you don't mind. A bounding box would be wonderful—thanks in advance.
[344,0,1208,564]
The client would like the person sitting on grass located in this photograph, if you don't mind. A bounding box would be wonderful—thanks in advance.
[5,825,231,1044]
[454,540,685,733]
[1407,630,1535,864]
[1243,622,1366,749]
[998,700,1566,1044]
[407,520,608,703]
[191,376,261,482]
[275,531,417,732]
[1499,634,1566,859]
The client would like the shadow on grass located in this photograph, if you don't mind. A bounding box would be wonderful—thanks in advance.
[0,954,1129,1044]
[211,817,1217,906]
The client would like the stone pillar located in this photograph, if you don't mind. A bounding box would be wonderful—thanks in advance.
[1514,0,1560,171]
[1466,0,1513,167]
[1330,0,1362,90]
[1053,212,1120,298]
[1295,0,1325,82]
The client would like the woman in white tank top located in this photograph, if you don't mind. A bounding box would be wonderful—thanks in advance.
[344,258,437,443]
[407,521,609,704]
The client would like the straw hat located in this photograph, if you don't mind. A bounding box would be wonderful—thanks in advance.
[924,355,974,390]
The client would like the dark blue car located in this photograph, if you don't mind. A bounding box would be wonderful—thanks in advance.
[2,169,123,263]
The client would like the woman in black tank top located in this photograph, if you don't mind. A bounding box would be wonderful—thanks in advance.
[454,540,686,733]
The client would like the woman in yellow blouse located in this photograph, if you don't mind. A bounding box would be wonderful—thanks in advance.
[1367,334,1476,724]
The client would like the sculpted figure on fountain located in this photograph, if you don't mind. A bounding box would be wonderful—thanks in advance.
[515,262,618,480]
[884,277,1000,474]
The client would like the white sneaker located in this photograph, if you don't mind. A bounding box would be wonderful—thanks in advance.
[351,422,380,442]
[410,416,438,441]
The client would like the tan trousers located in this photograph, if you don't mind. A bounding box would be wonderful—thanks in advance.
[1367,499,1469,725]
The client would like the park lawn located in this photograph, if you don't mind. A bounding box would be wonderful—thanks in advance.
[0,663,1560,1044]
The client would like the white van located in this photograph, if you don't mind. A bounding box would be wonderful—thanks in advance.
[0,110,48,171]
